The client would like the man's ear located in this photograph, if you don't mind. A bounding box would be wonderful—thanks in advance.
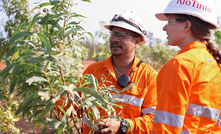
[134,37,142,48]
[184,20,192,32]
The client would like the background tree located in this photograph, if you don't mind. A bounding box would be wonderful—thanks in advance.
[0,1,30,133]
[0,0,30,60]
[214,28,221,49]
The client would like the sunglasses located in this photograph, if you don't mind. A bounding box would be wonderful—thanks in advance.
[110,31,138,40]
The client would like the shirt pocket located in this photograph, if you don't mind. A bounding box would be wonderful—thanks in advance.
[126,83,147,97]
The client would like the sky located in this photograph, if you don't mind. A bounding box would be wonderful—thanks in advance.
[2,0,221,43]
[68,0,221,43]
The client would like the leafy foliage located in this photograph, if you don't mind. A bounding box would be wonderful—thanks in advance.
[94,44,111,61]
[0,0,132,133]
[0,77,20,134]
[214,28,221,48]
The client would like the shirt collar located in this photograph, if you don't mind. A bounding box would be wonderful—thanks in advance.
[177,41,207,55]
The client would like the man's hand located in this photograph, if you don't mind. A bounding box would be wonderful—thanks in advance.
[94,118,121,134]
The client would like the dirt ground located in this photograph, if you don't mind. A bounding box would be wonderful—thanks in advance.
[14,118,48,134]
[14,118,82,134]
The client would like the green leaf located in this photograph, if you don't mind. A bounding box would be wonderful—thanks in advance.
[46,56,64,68]
[11,48,32,60]
[26,76,48,85]
[51,13,70,20]
[121,83,135,92]
[84,74,98,90]
[86,101,100,119]
[15,90,39,115]
[56,105,66,115]
[10,63,43,75]
[68,21,80,25]
[27,13,43,32]
[49,0,60,4]
[47,21,64,37]
[38,103,53,121]
[5,47,17,58]
[42,118,61,129]
[42,124,47,134]
[24,56,63,68]
[59,55,70,75]
[38,2,52,8]
[8,32,34,46]
[37,33,52,54]
[39,94,65,120]
[56,106,73,134]
[92,51,96,58]
[0,63,18,77]
[71,14,86,18]
[73,87,104,103]
[13,23,29,36]
[10,82,16,94]
[64,26,84,37]
[87,32,94,44]
[106,87,120,93]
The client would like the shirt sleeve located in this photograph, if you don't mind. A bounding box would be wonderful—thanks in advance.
[127,69,158,134]
[152,59,193,133]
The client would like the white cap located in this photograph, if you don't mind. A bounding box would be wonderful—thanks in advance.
[155,0,218,30]
[104,10,147,43]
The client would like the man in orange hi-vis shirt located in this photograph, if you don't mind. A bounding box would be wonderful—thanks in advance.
[152,0,221,133]
[84,10,158,134]
[55,10,158,134]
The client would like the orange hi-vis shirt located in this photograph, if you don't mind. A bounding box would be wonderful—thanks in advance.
[152,41,221,134]
[82,55,158,134]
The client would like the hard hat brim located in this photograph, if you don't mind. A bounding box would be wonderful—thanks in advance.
[155,11,217,30]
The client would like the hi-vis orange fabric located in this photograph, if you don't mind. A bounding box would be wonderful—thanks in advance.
[152,41,221,134]
[82,56,157,134]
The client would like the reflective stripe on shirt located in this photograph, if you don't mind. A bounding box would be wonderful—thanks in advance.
[112,93,144,107]
[216,115,221,126]
[141,106,156,115]
[154,111,184,128]
[186,103,220,120]
[152,129,191,134]
[180,129,191,134]
[82,114,93,128]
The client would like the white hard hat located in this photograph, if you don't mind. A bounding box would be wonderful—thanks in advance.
[104,10,147,43]
[155,0,218,30]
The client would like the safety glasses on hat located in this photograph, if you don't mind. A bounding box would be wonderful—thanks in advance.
[110,14,147,35]
[110,31,139,40]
